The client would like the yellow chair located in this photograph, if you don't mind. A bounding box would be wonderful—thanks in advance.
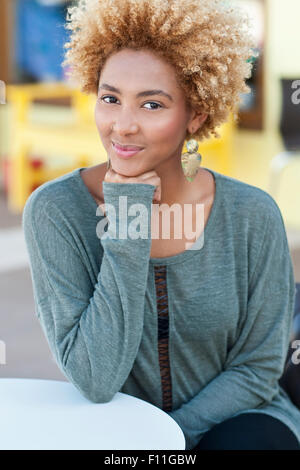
[6,82,106,213]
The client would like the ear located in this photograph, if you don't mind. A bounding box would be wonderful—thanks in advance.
[187,110,208,134]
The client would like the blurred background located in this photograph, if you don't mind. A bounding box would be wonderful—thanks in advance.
[0,0,299,380]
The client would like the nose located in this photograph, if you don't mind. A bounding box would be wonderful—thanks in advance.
[112,108,140,135]
[112,123,139,136]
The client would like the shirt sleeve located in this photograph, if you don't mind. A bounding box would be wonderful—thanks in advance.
[22,181,156,404]
[166,201,297,450]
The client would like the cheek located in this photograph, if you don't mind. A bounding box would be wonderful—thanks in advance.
[150,112,186,145]
[94,103,104,128]
[161,119,183,138]
[94,104,113,141]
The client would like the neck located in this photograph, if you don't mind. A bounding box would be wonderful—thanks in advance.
[153,155,199,207]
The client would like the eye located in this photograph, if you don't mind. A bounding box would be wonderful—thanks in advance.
[143,102,162,110]
[99,95,163,110]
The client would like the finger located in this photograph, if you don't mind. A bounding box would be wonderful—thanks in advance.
[104,168,118,182]
[153,188,161,201]
[140,171,157,180]
[107,168,117,177]
[98,202,106,216]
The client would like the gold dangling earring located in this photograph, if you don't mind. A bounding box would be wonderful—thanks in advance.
[181,135,202,183]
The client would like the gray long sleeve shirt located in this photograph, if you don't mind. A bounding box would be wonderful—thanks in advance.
[22,166,300,450]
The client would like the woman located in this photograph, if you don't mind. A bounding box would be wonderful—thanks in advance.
[23,0,300,450]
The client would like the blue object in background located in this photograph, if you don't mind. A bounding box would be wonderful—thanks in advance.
[15,0,71,81]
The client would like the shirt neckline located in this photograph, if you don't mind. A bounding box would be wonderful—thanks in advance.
[74,166,221,266]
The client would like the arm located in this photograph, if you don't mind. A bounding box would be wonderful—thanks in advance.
[167,203,296,450]
[23,181,155,403]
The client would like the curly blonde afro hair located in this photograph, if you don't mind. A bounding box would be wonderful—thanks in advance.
[62,0,258,141]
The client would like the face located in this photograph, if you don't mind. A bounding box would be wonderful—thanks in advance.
[95,48,207,177]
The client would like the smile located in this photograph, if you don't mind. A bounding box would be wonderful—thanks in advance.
[112,142,144,159]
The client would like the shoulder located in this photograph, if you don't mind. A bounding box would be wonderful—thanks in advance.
[22,168,82,228]
[214,171,285,228]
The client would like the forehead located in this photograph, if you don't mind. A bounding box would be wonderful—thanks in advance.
[101,48,182,93]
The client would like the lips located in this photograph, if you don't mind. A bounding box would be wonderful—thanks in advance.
[113,141,144,151]
[111,142,144,159]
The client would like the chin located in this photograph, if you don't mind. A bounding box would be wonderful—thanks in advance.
[111,159,149,177]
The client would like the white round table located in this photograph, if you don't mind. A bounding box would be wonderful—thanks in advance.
[0,378,185,450]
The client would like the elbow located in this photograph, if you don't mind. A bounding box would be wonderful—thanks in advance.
[87,390,115,404]
[60,349,116,404]
[75,383,115,404]
[61,365,115,404]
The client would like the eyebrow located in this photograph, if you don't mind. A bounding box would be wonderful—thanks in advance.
[98,83,173,102]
